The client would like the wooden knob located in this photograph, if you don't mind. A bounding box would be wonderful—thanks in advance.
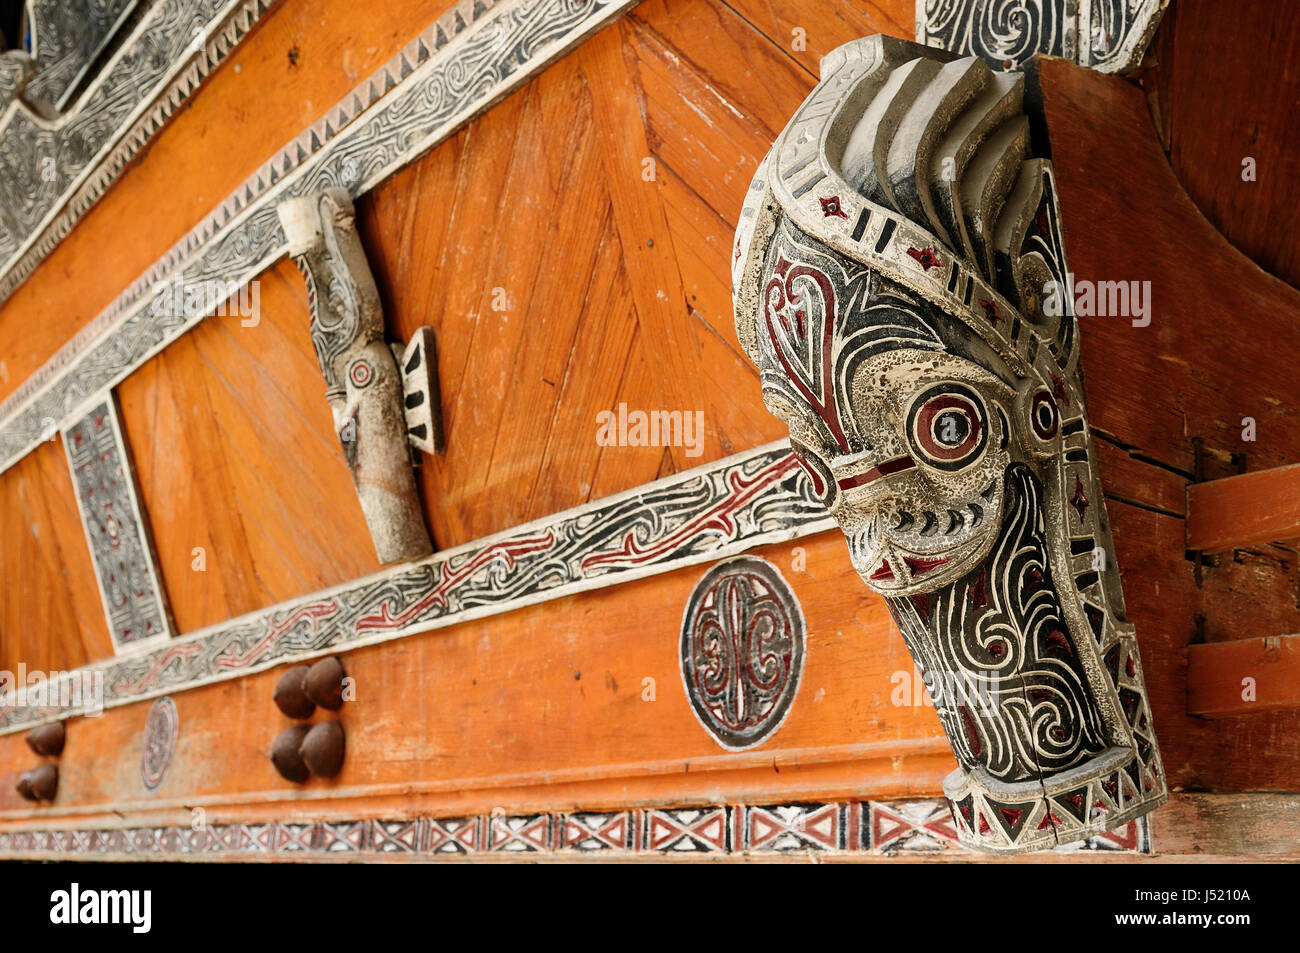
[24,722,65,757]
[15,771,36,801]
[299,721,345,779]
[27,764,57,801]
[270,724,312,783]
[305,657,346,711]
[273,666,315,719]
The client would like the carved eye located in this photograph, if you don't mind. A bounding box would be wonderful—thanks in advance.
[906,383,988,471]
[1030,389,1059,441]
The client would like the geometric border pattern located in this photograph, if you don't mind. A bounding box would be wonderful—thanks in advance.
[0,800,1151,860]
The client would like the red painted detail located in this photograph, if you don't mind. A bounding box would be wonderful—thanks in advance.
[1071,474,1090,523]
[903,555,950,578]
[789,449,826,498]
[1125,654,1136,678]
[1045,629,1074,656]
[1051,373,1070,406]
[1067,794,1084,812]
[907,246,941,270]
[988,641,1007,661]
[870,559,895,582]
[1023,566,1045,594]
[911,592,931,622]
[913,392,983,462]
[969,566,988,610]
[1037,813,1061,831]
[818,195,848,219]
[1030,689,1053,702]
[958,704,983,757]
[999,807,1023,828]
[978,814,991,835]
[837,454,916,490]
[763,258,852,452]
[959,801,972,824]
[978,298,1001,324]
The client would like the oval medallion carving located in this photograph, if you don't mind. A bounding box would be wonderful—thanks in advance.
[680,556,806,750]
[140,696,179,791]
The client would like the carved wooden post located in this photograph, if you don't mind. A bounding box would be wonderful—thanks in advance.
[732,35,1166,852]
[277,189,433,564]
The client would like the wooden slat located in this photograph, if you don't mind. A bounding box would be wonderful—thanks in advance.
[1188,634,1300,717]
[1186,464,1300,552]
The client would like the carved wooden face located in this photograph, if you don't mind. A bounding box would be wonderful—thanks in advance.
[755,221,1015,596]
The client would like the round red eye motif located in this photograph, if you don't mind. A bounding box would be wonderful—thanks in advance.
[907,383,988,471]
[348,358,374,389]
[1030,389,1059,441]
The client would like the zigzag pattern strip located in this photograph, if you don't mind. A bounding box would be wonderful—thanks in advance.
[0,800,1151,858]
[0,442,833,733]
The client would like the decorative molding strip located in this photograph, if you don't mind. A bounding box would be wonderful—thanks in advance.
[0,799,1151,859]
[0,0,635,477]
[62,395,173,652]
[0,442,833,733]
[915,0,1169,74]
[0,0,278,304]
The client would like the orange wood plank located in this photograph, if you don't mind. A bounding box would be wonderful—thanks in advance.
[1186,464,1300,552]
[1187,634,1300,717]
[0,439,114,676]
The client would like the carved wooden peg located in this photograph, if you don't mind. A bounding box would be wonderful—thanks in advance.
[24,722,66,757]
[276,188,436,565]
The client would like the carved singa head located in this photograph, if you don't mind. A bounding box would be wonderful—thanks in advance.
[733,36,1165,852]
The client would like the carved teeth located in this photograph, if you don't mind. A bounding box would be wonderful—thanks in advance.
[919,511,938,536]
[894,510,915,531]
[968,502,983,527]
[943,509,963,534]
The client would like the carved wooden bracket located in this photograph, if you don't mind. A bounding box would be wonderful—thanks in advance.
[276,189,440,565]
[732,35,1166,852]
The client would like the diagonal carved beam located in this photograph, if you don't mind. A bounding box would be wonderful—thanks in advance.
[0,0,636,478]
[62,395,174,652]
[0,0,278,305]
[277,189,434,565]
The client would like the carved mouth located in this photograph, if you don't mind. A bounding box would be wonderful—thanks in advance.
[844,479,1003,595]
